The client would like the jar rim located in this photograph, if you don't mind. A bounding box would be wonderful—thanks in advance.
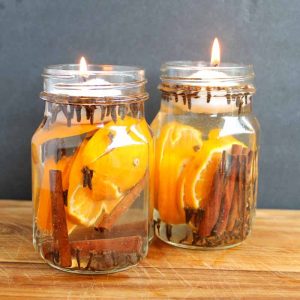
[42,64,148,100]
[161,61,254,85]
[43,64,145,79]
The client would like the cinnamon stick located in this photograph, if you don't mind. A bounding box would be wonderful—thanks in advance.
[64,220,147,241]
[198,151,226,237]
[213,145,243,236]
[252,150,258,205]
[238,154,247,236]
[96,174,146,231]
[226,183,239,232]
[49,170,72,267]
[224,148,252,233]
[42,235,143,264]
[70,236,143,257]
[245,150,254,209]
[241,149,254,238]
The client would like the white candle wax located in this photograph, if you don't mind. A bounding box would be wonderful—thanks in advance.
[171,69,240,114]
[53,77,122,97]
[51,77,122,124]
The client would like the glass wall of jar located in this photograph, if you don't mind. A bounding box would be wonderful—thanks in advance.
[32,63,153,273]
[151,61,260,249]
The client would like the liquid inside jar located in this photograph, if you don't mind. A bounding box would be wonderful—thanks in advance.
[151,84,259,249]
[32,101,151,273]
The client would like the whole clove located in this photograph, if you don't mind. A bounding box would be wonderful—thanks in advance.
[106,105,111,117]
[158,83,252,112]
[82,166,94,190]
[100,105,106,121]
[111,105,117,123]
[166,224,172,241]
[85,105,96,124]
[75,105,82,122]
[118,104,127,120]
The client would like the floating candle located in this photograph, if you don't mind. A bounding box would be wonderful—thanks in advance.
[168,38,248,114]
[44,57,125,124]
[48,57,122,98]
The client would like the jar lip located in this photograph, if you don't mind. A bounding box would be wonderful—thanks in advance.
[161,61,254,84]
[43,64,145,79]
[42,64,147,98]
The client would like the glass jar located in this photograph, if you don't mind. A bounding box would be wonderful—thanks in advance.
[32,64,152,273]
[151,61,260,249]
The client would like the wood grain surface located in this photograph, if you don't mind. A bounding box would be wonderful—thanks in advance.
[0,200,299,299]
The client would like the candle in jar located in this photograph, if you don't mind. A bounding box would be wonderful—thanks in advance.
[172,38,242,114]
[49,57,122,124]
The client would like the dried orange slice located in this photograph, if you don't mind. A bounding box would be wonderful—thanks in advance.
[180,130,244,210]
[67,117,150,227]
[155,122,202,224]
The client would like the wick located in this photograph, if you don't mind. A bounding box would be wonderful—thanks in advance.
[211,62,219,67]
[81,75,88,82]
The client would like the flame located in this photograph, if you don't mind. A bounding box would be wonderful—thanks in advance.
[79,56,88,76]
[211,38,221,66]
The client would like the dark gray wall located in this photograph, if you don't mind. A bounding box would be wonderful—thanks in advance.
[0,0,299,208]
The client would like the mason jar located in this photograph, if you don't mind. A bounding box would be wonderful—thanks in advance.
[151,61,260,249]
[32,63,152,273]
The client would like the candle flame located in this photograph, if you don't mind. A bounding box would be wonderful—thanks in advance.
[211,38,221,66]
[79,56,88,76]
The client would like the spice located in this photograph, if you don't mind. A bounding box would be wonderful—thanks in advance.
[158,83,255,114]
[166,224,172,241]
[213,145,243,236]
[85,105,96,124]
[82,167,94,190]
[100,105,106,120]
[96,174,146,231]
[75,105,82,122]
[118,104,127,120]
[198,151,226,238]
[70,236,143,257]
[176,145,254,247]
[49,170,71,267]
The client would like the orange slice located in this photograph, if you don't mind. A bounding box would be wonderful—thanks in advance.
[85,117,148,198]
[67,117,150,227]
[155,122,202,224]
[180,129,244,210]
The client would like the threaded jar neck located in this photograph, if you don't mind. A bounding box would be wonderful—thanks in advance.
[41,64,148,105]
[159,61,255,114]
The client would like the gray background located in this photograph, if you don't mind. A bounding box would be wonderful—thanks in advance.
[0,0,299,208]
